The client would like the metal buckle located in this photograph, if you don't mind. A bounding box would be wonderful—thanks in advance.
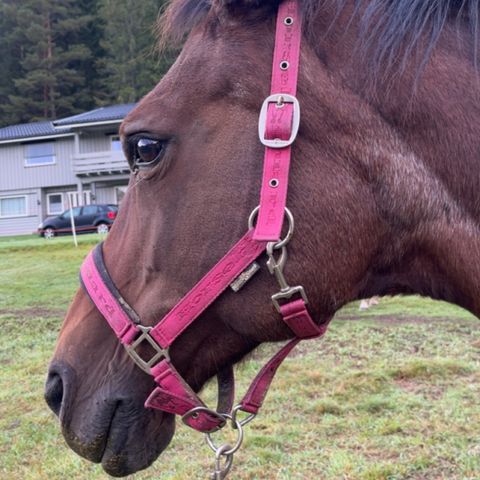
[182,406,227,433]
[258,93,300,148]
[271,285,308,313]
[125,325,170,375]
[266,243,309,313]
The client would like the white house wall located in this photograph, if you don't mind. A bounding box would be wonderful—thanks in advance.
[0,138,77,191]
[0,188,41,236]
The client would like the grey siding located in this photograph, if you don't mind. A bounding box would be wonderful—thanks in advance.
[95,186,116,204]
[0,189,41,236]
[0,137,77,191]
[79,132,116,154]
[0,123,128,236]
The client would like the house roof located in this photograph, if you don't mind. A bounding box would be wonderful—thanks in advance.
[53,103,136,127]
[0,121,72,143]
[0,103,137,144]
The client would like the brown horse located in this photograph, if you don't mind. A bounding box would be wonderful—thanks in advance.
[45,0,480,476]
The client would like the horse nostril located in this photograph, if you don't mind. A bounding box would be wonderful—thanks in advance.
[45,371,64,416]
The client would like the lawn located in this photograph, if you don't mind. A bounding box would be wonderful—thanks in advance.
[0,236,479,479]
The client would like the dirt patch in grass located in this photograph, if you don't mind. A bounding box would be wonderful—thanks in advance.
[0,307,65,318]
[388,358,474,380]
[337,314,479,327]
[395,379,445,400]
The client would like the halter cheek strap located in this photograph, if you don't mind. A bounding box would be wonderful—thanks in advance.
[80,0,331,437]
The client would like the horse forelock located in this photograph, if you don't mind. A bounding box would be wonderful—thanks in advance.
[158,0,479,80]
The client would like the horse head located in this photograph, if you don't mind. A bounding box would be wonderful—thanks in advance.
[45,0,480,476]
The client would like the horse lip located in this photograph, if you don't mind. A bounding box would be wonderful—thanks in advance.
[101,408,176,476]
[63,400,175,477]
[61,403,116,464]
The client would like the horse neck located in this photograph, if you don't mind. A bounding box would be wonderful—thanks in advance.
[301,4,480,316]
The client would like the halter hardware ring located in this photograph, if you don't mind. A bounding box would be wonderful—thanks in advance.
[206,414,244,456]
[182,406,227,433]
[231,404,257,428]
[125,325,170,375]
[248,206,295,249]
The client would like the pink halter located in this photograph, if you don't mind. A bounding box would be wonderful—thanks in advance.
[80,0,331,475]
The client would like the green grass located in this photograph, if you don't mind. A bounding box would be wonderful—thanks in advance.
[1,236,479,479]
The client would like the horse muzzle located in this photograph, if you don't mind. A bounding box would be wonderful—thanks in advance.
[45,360,175,477]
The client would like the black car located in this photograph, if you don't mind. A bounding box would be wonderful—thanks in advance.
[38,204,118,238]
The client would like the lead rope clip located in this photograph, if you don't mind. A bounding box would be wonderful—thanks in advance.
[211,444,234,480]
[206,407,255,479]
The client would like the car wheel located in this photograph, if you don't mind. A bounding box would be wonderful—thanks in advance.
[96,223,109,235]
[43,227,55,239]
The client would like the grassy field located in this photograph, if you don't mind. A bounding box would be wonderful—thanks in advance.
[0,235,479,479]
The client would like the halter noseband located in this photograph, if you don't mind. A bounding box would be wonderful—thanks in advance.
[80,1,331,476]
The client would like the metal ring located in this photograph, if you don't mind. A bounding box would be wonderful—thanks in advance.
[269,178,279,188]
[248,206,295,249]
[280,61,289,70]
[231,404,257,428]
[284,16,294,25]
[206,414,244,456]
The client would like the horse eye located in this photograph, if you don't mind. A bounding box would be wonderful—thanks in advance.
[134,138,164,168]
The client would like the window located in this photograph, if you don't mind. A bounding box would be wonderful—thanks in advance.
[82,205,98,215]
[47,193,64,215]
[111,135,122,151]
[25,142,55,166]
[0,196,27,218]
[63,207,82,219]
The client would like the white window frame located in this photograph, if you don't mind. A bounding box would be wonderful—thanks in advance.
[67,190,91,208]
[24,142,56,167]
[46,192,64,215]
[0,195,28,218]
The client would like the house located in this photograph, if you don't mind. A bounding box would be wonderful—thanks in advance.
[0,104,136,236]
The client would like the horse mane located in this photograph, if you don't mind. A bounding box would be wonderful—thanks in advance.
[158,0,479,78]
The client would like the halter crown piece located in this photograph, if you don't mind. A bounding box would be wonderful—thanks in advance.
[80,2,331,478]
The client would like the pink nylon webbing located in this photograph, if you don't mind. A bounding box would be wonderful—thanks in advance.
[253,0,302,241]
[151,230,267,348]
[81,251,139,345]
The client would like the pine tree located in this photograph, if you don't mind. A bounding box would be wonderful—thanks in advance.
[3,0,96,124]
[0,0,177,127]
[97,0,173,104]
[0,1,27,126]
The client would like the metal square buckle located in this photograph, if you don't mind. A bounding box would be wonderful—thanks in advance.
[125,325,170,375]
[271,285,308,313]
[258,93,300,148]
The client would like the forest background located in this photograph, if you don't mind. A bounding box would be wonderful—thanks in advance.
[0,0,174,128]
